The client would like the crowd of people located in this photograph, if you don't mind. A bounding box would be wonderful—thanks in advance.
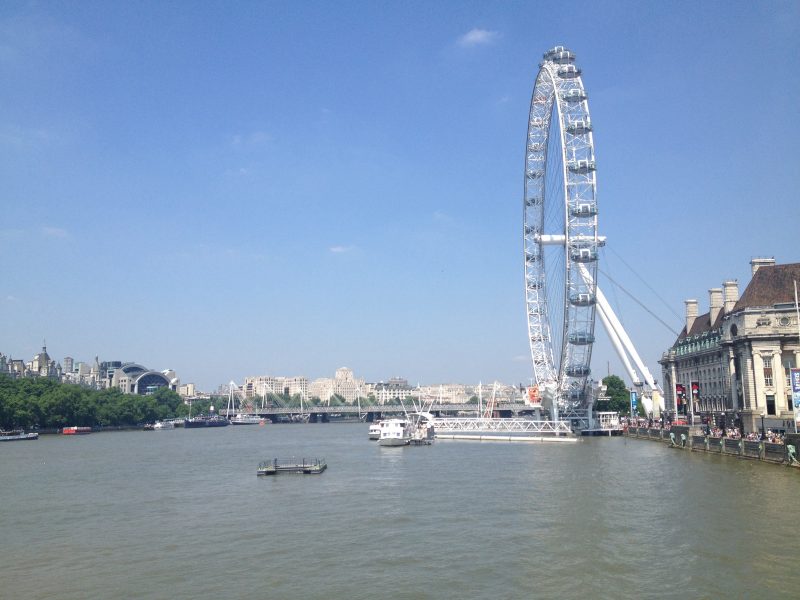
[621,415,788,444]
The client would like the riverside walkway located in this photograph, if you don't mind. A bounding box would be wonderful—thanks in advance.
[625,426,800,468]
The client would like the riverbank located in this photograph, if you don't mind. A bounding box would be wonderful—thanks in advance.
[26,424,153,435]
[625,426,800,468]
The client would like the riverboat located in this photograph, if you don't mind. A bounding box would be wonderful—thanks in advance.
[184,415,230,428]
[378,418,413,446]
[153,420,175,430]
[376,414,435,446]
[368,422,381,440]
[257,457,327,475]
[230,414,264,425]
[62,426,92,435]
[0,430,39,442]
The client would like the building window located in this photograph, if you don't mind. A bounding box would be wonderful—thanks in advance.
[763,356,773,387]
[784,356,795,389]
[766,394,776,416]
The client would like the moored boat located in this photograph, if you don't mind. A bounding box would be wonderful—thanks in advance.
[62,426,92,435]
[230,413,264,425]
[184,415,230,428]
[378,418,413,446]
[153,420,175,430]
[0,430,39,442]
[368,422,381,440]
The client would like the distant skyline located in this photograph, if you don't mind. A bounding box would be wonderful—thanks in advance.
[2,1,798,391]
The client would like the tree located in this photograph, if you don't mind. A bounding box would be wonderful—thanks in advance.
[152,387,182,413]
[601,375,631,414]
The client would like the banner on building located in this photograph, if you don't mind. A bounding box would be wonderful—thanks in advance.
[526,385,540,406]
[690,381,700,400]
[790,368,800,427]
[675,384,686,414]
[630,390,638,416]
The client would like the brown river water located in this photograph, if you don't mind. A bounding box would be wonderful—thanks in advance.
[1,423,798,599]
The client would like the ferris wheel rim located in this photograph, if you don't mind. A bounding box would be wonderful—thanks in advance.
[523,46,599,406]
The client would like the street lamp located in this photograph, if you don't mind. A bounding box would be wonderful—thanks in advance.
[760,412,766,440]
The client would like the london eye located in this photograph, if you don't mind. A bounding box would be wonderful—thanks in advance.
[523,46,600,419]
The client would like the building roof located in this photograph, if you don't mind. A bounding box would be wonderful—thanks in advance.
[675,309,724,343]
[732,262,800,311]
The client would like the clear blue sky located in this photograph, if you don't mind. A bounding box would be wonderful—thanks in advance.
[2,1,798,391]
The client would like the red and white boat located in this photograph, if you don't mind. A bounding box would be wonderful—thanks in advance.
[62,426,92,435]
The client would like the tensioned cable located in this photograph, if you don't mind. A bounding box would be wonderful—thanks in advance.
[605,243,682,321]
[597,266,681,336]
[601,246,627,331]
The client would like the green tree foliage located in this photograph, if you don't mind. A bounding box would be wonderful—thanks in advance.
[328,394,346,407]
[599,375,632,414]
[0,375,191,429]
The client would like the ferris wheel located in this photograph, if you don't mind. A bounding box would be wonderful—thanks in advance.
[523,46,600,416]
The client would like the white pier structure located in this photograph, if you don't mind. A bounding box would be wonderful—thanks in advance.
[433,417,572,435]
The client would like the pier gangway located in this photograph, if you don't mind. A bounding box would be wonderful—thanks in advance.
[432,417,572,435]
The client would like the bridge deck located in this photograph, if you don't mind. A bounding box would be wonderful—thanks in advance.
[224,403,536,418]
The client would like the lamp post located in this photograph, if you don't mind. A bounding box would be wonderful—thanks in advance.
[760,412,766,440]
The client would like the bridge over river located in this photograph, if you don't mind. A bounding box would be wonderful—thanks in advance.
[222,403,536,422]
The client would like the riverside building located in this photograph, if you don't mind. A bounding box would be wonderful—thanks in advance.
[660,258,800,433]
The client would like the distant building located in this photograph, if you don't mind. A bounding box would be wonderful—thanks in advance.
[308,368,367,402]
[110,362,179,395]
[1,345,182,396]
[372,377,414,404]
[26,345,59,379]
[178,383,196,398]
[660,258,800,433]
[244,375,309,399]
[419,384,470,404]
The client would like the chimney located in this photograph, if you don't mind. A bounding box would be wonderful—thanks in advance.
[709,288,723,324]
[685,299,698,333]
[723,280,739,313]
[750,257,775,276]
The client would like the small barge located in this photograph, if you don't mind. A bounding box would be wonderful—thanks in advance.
[257,458,327,475]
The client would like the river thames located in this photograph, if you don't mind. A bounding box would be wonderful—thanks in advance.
[1,423,798,599]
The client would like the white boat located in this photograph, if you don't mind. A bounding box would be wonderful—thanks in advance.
[0,430,39,442]
[368,422,381,440]
[230,413,264,425]
[153,420,175,430]
[378,418,413,446]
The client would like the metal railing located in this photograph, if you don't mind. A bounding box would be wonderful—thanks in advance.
[432,417,572,434]
[626,429,795,466]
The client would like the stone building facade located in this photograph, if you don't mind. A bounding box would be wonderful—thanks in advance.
[660,258,800,433]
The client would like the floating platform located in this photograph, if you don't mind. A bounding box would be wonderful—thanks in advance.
[257,458,327,475]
